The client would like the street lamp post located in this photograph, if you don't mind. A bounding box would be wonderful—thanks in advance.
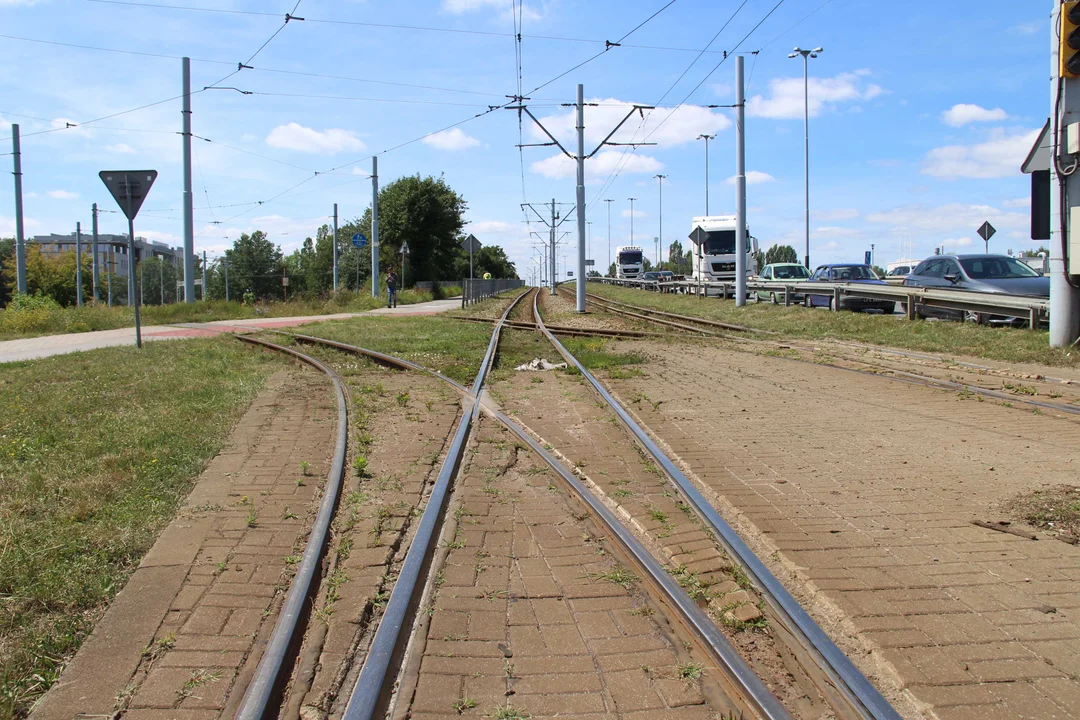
[696,134,715,215]
[628,197,637,247]
[604,198,614,276]
[788,46,822,269]
[654,174,666,269]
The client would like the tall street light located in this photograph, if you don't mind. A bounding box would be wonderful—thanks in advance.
[696,134,715,215]
[789,46,822,269]
[604,198,614,275]
[628,197,638,247]
[654,174,666,269]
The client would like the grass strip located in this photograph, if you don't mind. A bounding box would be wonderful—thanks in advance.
[0,338,282,718]
[587,284,1077,368]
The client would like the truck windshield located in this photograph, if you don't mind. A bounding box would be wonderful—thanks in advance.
[619,251,642,264]
[701,230,751,255]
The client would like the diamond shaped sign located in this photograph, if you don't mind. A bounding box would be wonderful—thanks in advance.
[688,226,708,246]
[461,234,482,253]
[99,170,158,221]
[977,221,996,242]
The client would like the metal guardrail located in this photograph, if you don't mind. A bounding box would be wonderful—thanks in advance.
[461,278,525,306]
[587,276,1049,327]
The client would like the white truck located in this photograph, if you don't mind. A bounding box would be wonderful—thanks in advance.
[615,245,644,279]
[690,215,758,282]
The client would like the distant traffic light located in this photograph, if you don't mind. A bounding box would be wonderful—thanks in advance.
[1062,1,1080,78]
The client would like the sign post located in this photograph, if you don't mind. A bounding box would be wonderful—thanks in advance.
[400,240,410,289]
[977,221,996,253]
[461,234,481,279]
[352,233,367,291]
[99,170,157,348]
[689,226,708,298]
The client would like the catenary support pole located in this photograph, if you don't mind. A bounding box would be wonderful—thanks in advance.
[224,259,229,302]
[92,204,100,302]
[575,84,587,312]
[333,202,339,292]
[76,222,83,306]
[1050,0,1080,346]
[12,124,27,294]
[159,258,164,305]
[735,54,748,307]
[107,246,113,306]
[550,198,557,295]
[655,174,666,268]
[371,157,379,297]
[182,57,195,303]
[202,250,207,300]
[605,198,613,275]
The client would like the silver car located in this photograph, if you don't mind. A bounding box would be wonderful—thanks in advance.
[902,254,1049,324]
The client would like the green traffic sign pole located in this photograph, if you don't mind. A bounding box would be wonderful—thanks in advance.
[125,174,142,349]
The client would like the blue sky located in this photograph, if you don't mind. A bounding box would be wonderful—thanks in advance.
[0,0,1052,281]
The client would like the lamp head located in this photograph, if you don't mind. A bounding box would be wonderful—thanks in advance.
[813,47,823,53]
[788,52,798,58]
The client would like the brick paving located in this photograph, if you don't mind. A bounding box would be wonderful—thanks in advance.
[32,369,337,720]
[603,342,1080,720]
[401,417,729,719]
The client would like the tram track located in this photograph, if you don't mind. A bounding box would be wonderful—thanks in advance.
[224,286,908,720]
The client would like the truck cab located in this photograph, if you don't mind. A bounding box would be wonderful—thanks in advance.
[690,215,757,282]
[615,246,644,279]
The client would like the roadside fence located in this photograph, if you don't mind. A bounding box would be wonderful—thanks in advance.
[461,278,525,306]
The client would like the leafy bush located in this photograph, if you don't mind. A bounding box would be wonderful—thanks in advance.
[1,292,63,333]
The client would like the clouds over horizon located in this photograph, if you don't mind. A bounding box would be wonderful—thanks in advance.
[266,123,365,154]
[422,128,480,151]
[747,70,882,119]
[942,103,1008,127]
[922,127,1039,179]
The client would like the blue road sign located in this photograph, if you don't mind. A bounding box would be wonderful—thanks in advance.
[864,251,872,265]
[352,233,367,249]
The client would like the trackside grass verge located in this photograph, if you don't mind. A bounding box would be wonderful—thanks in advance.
[0,287,459,342]
[0,339,282,719]
[273,314,498,386]
[587,283,1078,368]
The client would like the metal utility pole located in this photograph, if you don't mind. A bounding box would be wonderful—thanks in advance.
[182,57,196,303]
[12,124,27,294]
[202,250,207,300]
[574,84,587,311]
[654,174,666,268]
[1051,1,1080,346]
[371,156,380,298]
[332,202,339,292]
[92,204,100,302]
[107,246,113,306]
[511,89,654,306]
[587,221,593,274]
[605,198,614,275]
[522,200,574,295]
[789,46,822,269]
[75,222,83,306]
[628,198,637,247]
[159,258,164,305]
[224,258,230,302]
[734,54,748,307]
[697,134,715,215]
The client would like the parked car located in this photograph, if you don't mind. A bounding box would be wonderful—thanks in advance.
[884,264,915,285]
[755,263,812,303]
[805,264,896,313]
[657,270,675,281]
[901,254,1050,324]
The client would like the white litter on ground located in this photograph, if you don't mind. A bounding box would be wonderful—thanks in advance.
[514,357,568,371]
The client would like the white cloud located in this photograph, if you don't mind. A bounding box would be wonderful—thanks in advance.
[941,237,974,248]
[0,215,40,236]
[47,190,79,200]
[468,220,515,234]
[441,0,541,21]
[531,149,662,180]
[812,208,859,221]
[529,99,730,149]
[266,123,365,154]
[50,117,93,137]
[1011,21,1042,36]
[621,209,647,218]
[865,203,1026,234]
[922,127,1040,179]
[725,171,775,185]
[105,143,137,154]
[747,71,882,119]
[1002,197,1028,209]
[422,128,480,151]
[815,226,864,239]
[941,103,1007,127]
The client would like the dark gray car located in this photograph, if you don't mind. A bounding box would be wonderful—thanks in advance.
[902,254,1049,324]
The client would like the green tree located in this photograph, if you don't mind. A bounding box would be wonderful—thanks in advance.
[607,262,617,277]
[352,174,467,286]
[456,245,517,279]
[210,231,284,300]
[137,256,179,306]
[1,245,92,307]
[0,237,14,306]
[765,244,799,265]
[667,240,692,275]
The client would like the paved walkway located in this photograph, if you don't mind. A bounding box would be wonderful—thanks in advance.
[0,298,461,363]
[610,342,1080,720]
[31,369,337,720]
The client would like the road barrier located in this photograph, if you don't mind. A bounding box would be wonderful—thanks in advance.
[588,276,1049,327]
[461,278,525,306]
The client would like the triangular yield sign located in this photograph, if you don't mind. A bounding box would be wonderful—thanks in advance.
[99,170,158,221]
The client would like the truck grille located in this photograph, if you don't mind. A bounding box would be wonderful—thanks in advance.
[711,262,735,272]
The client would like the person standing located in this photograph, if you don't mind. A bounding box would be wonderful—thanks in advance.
[386,265,398,308]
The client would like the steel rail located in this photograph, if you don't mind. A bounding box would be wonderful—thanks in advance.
[258,304,793,720]
[232,336,349,720]
[532,290,904,720]
[447,313,670,338]
[582,289,770,334]
[341,286,531,720]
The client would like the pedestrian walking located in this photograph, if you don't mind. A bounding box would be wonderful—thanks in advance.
[386,265,398,308]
